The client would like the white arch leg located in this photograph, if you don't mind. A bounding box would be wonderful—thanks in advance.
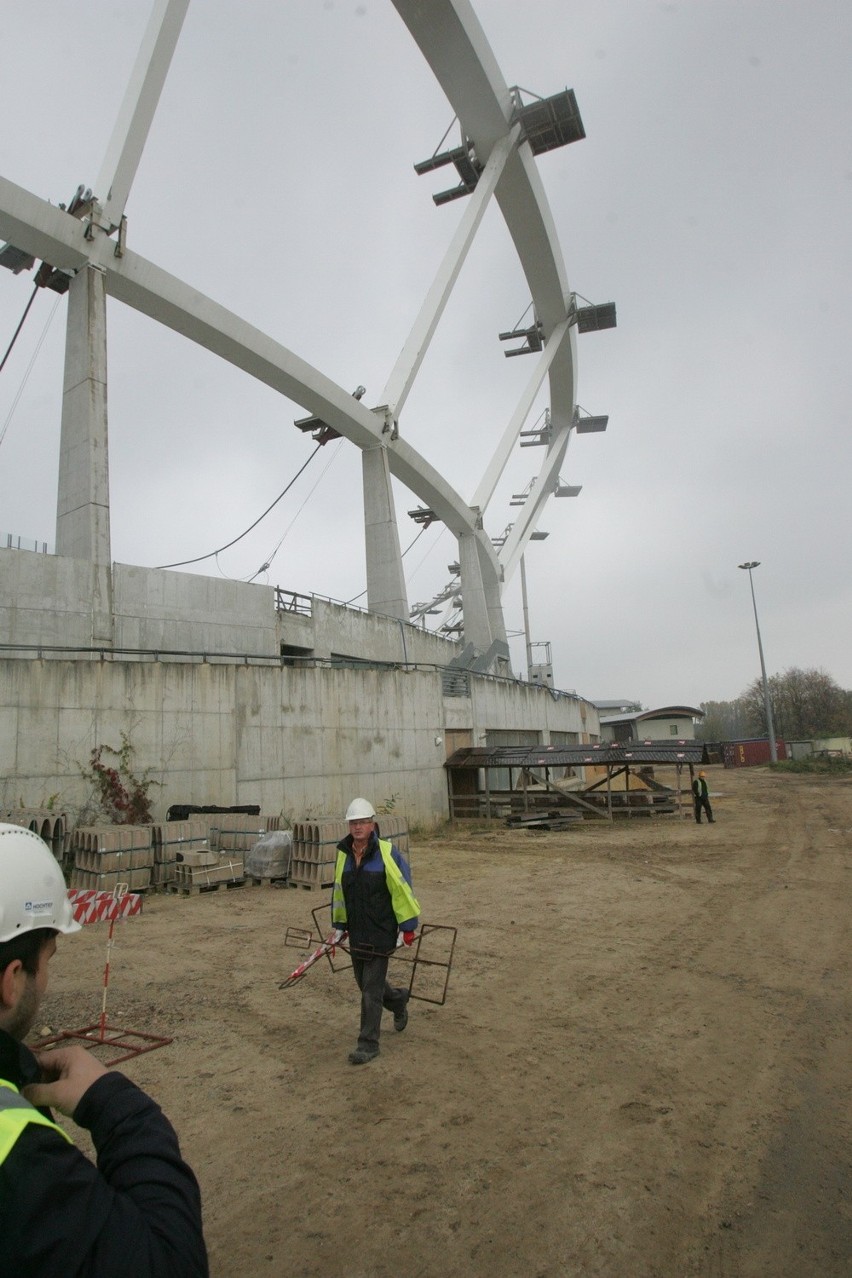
[381,126,518,421]
[458,529,507,658]
[94,0,190,232]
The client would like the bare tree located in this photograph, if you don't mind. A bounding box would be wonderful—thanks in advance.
[699,699,749,741]
[741,667,851,739]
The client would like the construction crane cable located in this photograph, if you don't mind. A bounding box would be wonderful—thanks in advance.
[155,441,323,569]
[249,437,345,580]
[0,283,40,376]
[343,522,430,606]
[0,289,61,451]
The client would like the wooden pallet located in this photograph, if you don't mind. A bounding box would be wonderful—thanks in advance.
[167,879,246,896]
[246,875,290,888]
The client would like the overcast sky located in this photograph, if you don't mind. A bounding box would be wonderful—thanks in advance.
[1,0,850,709]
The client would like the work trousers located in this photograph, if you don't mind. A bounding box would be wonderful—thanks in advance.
[350,953,408,1054]
[694,795,714,823]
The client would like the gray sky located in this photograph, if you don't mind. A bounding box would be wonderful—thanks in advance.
[1,1,850,709]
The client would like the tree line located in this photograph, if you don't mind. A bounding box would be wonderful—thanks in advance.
[700,667,852,742]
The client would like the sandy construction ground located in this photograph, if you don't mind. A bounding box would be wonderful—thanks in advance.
[37,766,851,1277]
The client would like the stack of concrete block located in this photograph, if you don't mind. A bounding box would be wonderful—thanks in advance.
[209,813,282,853]
[151,819,210,888]
[69,825,154,892]
[289,814,411,889]
[173,853,244,891]
[375,815,411,865]
[1,808,69,861]
[289,819,341,888]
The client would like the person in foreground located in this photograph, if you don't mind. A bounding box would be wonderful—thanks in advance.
[0,823,208,1277]
[331,798,420,1065]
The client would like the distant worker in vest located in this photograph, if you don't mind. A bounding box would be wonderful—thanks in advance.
[0,823,209,1276]
[692,771,715,824]
[331,798,420,1065]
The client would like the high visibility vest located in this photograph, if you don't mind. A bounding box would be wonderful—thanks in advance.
[332,838,420,928]
[0,1078,72,1164]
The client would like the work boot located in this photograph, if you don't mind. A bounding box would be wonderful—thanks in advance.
[394,1006,409,1033]
[348,1048,379,1065]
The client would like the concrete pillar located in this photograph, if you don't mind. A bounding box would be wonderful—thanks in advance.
[459,531,493,652]
[480,535,509,651]
[362,446,408,621]
[56,264,112,566]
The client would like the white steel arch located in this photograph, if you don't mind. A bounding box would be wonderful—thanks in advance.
[0,0,602,669]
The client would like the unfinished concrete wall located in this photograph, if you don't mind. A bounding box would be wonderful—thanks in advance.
[0,551,599,829]
[0,550,110,650]
[113,564,280,655]
[305,597,462,666]
[0,551,465,668]
[0,654,596,829]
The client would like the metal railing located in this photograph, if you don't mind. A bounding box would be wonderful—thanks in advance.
[2,532,51,553]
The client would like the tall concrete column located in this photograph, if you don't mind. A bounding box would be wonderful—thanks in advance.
[479,534,509,652]
[56,263,113,647]
[459,531,493,651]
[362,445,408,621]
[56,264,112,566]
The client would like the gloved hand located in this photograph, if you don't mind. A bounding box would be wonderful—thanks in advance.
[402,930,416,947]
[330,928,347,945]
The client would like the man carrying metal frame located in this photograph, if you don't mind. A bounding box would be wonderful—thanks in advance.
[331,799,420,1065]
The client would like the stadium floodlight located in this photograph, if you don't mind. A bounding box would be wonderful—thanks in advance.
[738,561,777,763]
[408,506,437,526]
[573,406,608,434]
[569,293,617,333]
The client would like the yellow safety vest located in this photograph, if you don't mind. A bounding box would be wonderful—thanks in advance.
[332,838,420,927]
[0,1078,72,1164]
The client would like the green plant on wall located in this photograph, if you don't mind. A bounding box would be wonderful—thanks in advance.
[79,732,160,825]
[376,794,400,814]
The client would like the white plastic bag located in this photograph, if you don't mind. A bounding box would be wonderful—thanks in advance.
[245,830,292,879]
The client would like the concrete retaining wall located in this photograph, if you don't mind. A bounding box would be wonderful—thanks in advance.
[0,654,594,828]
[0,549,598,829]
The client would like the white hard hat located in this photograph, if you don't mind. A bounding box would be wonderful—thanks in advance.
[345,797,376,821]
[0,823,81,944]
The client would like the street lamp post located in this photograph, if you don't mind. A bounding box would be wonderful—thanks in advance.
[520,530,549,681]
[520,552,534,680]
[738,561,777,763]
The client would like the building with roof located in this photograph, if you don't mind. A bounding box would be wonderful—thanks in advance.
[590,699,641,715]
[599,705,704,743]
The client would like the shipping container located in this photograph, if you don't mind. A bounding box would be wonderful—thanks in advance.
[722,738,787,768]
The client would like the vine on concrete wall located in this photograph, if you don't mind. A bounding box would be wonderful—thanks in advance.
[80,733,160,825]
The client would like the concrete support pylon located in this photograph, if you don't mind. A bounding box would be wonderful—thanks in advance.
[458,530,507,657]
[56,264,112,566]
[362,445,408,621]
[480,535,509,653]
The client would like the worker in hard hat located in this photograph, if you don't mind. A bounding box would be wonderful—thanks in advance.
[692,771,715,824]
[331,798,420,1064]
[0,823,208,1275]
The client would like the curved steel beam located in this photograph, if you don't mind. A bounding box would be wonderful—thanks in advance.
[0,175,495,545]
[391,0,579,589]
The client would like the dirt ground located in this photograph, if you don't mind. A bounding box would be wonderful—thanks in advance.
[37,766,851,1277]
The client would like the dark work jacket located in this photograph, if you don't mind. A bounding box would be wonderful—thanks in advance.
[335,832,416,954]
[0,1028,208,1278]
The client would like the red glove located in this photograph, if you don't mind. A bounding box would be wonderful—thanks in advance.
[403,930,416,946]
